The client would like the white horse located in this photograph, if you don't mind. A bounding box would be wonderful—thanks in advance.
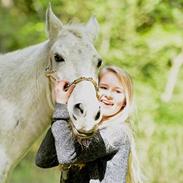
[0,6,102,183]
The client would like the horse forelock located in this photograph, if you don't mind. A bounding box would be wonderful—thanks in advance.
[61,23,91,41]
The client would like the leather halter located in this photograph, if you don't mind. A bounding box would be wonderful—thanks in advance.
[45,58,99,99]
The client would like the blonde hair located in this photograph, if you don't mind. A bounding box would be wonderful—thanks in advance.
[98,66,143,183]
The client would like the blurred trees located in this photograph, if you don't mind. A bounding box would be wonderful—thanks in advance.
[1,0,183,81]
[1,0,182,121]
[0,0,183,182]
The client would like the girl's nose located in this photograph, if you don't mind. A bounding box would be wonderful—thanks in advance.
[104,90,113,100]
[106,95,113,100]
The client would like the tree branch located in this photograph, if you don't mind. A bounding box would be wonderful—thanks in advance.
[161,52,183,102]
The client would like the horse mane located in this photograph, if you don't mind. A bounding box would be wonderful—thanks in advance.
[0,41,49,68]
[0,41,49,100]
[63,23,86,38]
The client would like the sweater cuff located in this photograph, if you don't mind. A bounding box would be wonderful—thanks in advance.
[52,103,70,120]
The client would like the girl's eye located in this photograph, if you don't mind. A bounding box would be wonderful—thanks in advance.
[115,90,122,94]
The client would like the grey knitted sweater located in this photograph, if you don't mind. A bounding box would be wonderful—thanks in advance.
[36,103,130,183]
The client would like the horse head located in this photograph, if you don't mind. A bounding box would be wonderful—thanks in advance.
[45,5,103,138]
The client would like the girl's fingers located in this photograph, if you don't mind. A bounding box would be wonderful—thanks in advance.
[54,80,75,96]
[53,80,75,103]
[55,80,69,90]
[67,84,75,95]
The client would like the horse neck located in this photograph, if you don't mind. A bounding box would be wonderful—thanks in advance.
[0,41,52,112]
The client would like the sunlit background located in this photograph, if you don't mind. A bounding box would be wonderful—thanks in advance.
[0,0,183,182]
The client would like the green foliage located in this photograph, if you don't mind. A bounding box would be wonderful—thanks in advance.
[0,0,183,182]
[10,152,59,183]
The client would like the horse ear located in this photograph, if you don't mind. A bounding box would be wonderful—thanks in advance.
[86,16,99,42]
[46,3,63,41]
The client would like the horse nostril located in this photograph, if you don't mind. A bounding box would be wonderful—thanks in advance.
[72,114,77,120]
[75,103,84,114]
[95,110,101,121]
[73,103,85,117]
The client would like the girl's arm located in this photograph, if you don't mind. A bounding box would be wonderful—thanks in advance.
[35,80,74,168]
[35,103,69,168]
[52,103,130,165]
[35,103,130,170]
[35,128,58,168]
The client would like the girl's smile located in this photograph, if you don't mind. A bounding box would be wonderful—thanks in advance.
[100,98,113,106]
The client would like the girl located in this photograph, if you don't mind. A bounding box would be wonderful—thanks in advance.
[36,66,142,183]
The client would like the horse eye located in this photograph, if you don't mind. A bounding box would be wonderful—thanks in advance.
[54,53,65,63]
[97,58,103,68]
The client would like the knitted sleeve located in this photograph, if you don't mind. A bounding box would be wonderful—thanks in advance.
[51,104,130,165]
[35,103,69,168]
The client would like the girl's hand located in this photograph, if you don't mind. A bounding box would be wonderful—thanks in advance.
[54,80,75,104]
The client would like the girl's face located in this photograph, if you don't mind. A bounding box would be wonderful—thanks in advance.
[99,71,126,120]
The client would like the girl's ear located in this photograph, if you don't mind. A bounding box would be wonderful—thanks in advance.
[46,3,63,41]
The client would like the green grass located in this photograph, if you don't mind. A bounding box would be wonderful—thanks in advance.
[10,152,59,183]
